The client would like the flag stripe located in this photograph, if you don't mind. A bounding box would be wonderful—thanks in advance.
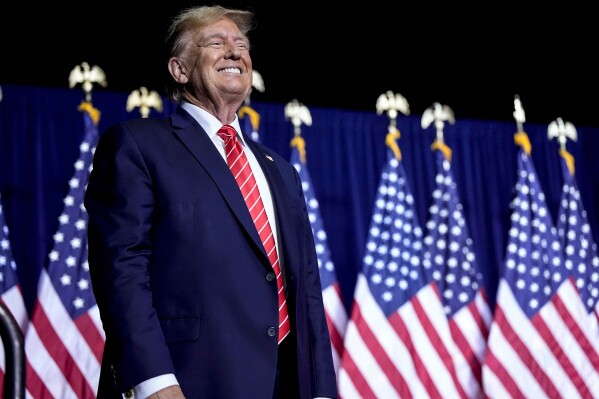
[474,291,492,338]
[35,271,101,387]
[346,287,409,397]
[388,310,440,399]
[552,279,599,370]
[0,286,28,330]
[25,325,79,399]
[406,286,465,399]
[74,308,105,363]
[340,309,401,398]
[323,284,346,353]
[30,303,95,397]
[484,312,548,398]
[493,286,561,397]
[533,305,592,398]
[483,348,528,399]
[324,305,343,371]
[451,300,487,363]
[356,305,412,397]
[449,319,482,387]
[323,283,347,351]
[26,360,65,399]
[337,350,376,399]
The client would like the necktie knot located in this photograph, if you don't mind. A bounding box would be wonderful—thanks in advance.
[217,125,237,143]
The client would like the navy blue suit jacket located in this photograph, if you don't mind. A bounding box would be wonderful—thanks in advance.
[85,106,337,398]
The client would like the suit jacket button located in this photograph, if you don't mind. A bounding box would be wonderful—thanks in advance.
[266,272,275,281]
[267,327,276,337]
[124,389,134,398]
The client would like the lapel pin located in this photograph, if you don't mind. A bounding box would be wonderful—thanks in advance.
[265,154,274,161]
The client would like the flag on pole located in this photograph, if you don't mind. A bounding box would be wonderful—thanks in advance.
[24,102,105,399]
[556,150,599,320]
[239,104,261,142]
[338,130,467,399]
[0,194,29,396]
[482,133,599,398]
[422,144,492,398]
[290,135,347,375]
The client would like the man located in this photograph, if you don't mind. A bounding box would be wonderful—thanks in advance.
[85,5,337,399]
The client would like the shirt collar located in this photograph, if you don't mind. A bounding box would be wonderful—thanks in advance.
[181,102,246,145]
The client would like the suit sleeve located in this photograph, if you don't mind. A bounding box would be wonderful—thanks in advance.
[85,124,175,391]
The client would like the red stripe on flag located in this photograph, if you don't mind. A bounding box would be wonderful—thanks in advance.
[31,306,95,398]
[475,291,491,339]
[388,309,439,399]
[339,349,378,399]
[411,290,467,399]
[74,311,104,363]
[531,313,592,398]
[325,306,344,359]
[493,305,560,398]
[483,348,525,398]
[26,361,56,399]
[353,303,412,398]
[449,319,482,383]
[552,284,599,372]
[470,294,490,340]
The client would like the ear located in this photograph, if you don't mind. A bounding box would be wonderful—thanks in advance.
[168,58,189,84]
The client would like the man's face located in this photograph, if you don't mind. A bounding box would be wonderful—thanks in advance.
[187,17,253,105]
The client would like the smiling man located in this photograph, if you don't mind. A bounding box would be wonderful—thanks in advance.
[84,5,338,399]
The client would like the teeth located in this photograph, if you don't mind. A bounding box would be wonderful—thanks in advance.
[220,68,240,74]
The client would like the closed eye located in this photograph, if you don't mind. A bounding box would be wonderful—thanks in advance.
[236,42,250,51]
[209,41,225,48]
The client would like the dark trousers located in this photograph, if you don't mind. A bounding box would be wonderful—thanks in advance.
[272,331,300,399]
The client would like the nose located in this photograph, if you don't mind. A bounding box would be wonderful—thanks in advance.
[224,43,242,60]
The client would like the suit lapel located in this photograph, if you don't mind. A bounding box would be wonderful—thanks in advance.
[246,138,301,280]
[170,108,268,265]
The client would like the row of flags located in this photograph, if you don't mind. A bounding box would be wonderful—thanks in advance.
[252,100,599,398]
[483,133,599,398]
[336,125,491,398]
[0,103,104,398]
[1,98,599,398]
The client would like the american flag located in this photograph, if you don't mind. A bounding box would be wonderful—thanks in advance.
[338,142,467,399]
[422,147,492,398]
[556,151,599,321]
[24,103,105,398]
[290,141,348,375]
[482,141,599,398]
[0,194,29,396]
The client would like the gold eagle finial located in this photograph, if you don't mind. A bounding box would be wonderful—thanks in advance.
[68,62,107,102]
[126,87,163,118]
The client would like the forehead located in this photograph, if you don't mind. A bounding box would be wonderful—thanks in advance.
[198,18,245,38]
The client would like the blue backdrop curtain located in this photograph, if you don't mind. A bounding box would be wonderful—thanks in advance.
[1,83,598,313]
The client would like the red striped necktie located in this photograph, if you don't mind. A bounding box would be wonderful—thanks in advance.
[217,124,290,344]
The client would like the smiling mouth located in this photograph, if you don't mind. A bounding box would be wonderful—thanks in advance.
[218,67,241,74]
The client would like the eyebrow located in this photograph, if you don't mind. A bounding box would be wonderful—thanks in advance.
[200,31,248,43]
